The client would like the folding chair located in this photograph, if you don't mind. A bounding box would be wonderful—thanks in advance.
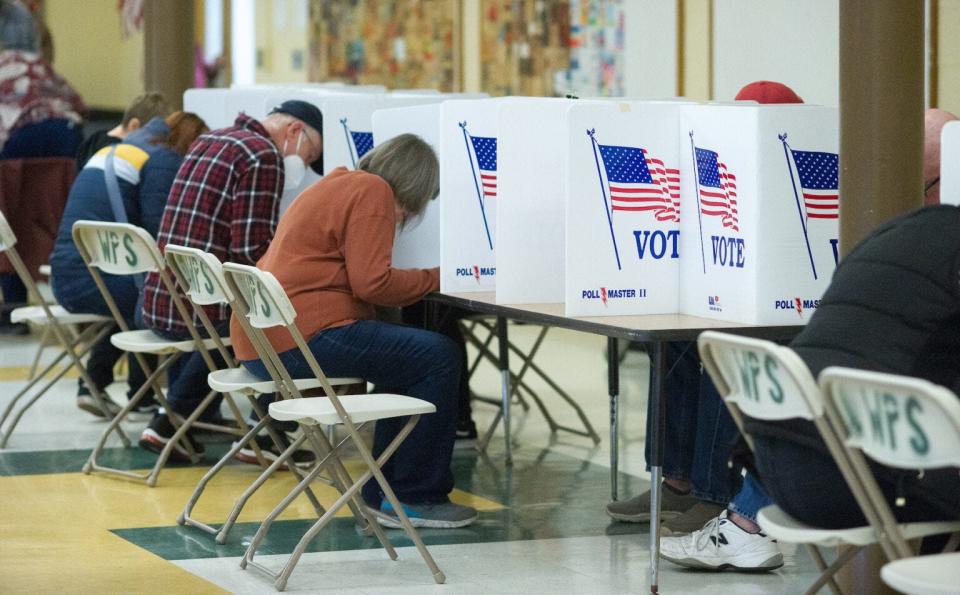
[0,210,118,448]
[71,220,248,486]
[221,262,445,590]
[820,367,960,559]
[882,551,960,595]
[697,331,959,595]
[163,245,364,544]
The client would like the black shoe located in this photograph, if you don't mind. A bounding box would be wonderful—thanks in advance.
[454,420,478,450]
[233,434,317,469]
[138,414,205,463]
[129,397,160,416]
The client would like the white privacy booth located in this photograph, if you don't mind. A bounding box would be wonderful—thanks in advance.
[679,104,840,324]
[373,103,444,269]
[494,97,583,305]
[439,98,509,293]
[940,120,960,206]
[564,101,688,316]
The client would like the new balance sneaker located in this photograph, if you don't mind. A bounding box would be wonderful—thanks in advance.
[606,485,700,523]
[661,501,727,535]
[660,510,783,572]
[233,434,317,469]
[138,414,205,463]
[371,500,478,529]
[76,392,122,418]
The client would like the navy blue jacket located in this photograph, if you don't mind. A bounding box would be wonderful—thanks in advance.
[50,117,183,285]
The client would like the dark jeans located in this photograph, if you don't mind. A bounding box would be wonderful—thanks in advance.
[153,320,229,422]
[242,319,461,507]
[0,272,27,323]
[51,272,155,400]
[755,434,960,529]
[402,301,472,425]
[0,118,83,159]
[645,341,742,505]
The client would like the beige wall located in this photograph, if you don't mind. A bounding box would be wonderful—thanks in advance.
[254,0,309,84]
[45,0,144,111]
[680,0,711,100]
[937,0,960,114]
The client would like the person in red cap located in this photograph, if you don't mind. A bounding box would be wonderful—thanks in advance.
[734,80,804,104]
[610,81,806,574]
[138,100,324,465]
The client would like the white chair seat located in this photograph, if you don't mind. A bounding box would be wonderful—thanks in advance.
[758,506,878,547]
[882,552,960,595]
[207,367,363,394]
[110,329,231,354]
[11,305,111,326]
[758,506,960,548]
[269,394,435,426]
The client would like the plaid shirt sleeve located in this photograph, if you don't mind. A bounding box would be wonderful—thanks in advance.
[229,145,283,264]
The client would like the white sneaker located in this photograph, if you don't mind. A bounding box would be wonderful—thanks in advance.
[660,510,783,571]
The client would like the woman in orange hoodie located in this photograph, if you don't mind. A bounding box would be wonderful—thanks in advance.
[231,134,476,529]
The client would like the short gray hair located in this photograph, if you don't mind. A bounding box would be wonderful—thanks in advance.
[357,134,439,227]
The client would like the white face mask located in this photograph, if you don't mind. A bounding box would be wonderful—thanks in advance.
[282,131,306,192]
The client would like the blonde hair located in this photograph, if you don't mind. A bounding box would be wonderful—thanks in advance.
[357,134,439,227]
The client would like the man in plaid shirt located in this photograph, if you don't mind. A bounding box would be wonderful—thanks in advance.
[139,100,324,462]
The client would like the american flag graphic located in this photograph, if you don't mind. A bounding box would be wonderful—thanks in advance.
[695,147,739,232]
[469,135,497,199]
[350,130,374,160]
[597,144,679,222]
[790,149,839,219]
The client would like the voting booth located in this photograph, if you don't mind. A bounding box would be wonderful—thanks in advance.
[678,104,840,324]
[439,99,506,293]
[373,103,443,269]
[940,120,960,206]
[564,101,686,316]
[494,98,582,305]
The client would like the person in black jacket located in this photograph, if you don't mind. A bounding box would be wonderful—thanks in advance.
[751,205,960,529]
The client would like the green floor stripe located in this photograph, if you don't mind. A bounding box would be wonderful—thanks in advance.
[0,442,233,476]
[110,448,651,561]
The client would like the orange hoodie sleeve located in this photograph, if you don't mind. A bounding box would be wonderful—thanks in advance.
[341,178,439,306]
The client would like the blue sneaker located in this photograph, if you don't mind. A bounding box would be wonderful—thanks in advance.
[372,500,478,529]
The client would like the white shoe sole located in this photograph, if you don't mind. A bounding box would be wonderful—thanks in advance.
[660,552,784,572]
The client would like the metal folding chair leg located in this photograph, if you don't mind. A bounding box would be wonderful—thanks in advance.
[804,544,843,595]
[181,411,327,541]
[243,415,444,591]
[216,432,316,543]
[0,321,122,448]
[802,545,861,595]
[83,353,197,481]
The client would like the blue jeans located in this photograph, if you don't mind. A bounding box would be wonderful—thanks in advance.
[152,320,229,422]
[644,341,742,505]
[52,271,154,399]
[242,319,461,507]
[727,472,771,522]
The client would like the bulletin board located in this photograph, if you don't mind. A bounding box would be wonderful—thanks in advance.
[479,0,571,97]
[309,0,460,91]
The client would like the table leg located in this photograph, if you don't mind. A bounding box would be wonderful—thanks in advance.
[497,316,512,465]
[648,341,667,594]
[607,337,620,502]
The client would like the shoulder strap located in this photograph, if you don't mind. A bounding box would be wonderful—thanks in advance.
[103,145,144,289]
[103,145,129,224]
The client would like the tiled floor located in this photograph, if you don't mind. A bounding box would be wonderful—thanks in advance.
[0,323,824,593]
